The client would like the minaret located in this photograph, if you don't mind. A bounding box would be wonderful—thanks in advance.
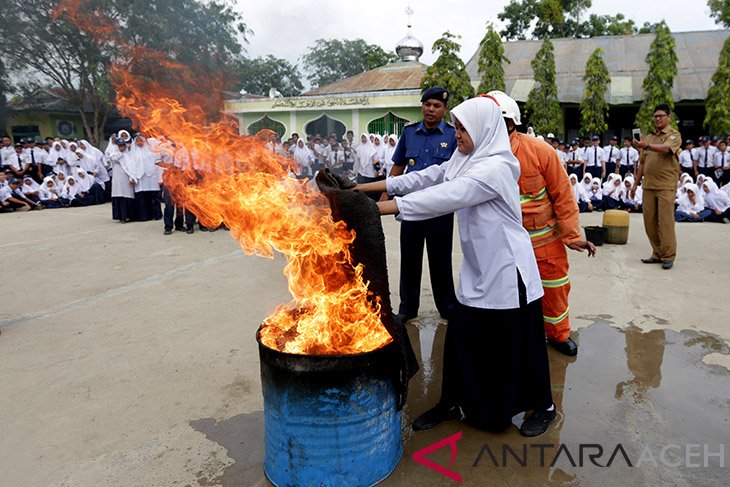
[395,4,423,62]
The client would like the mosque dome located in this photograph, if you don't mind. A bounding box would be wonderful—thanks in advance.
[396,33,423,62]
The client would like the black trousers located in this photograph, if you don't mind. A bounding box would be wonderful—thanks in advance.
[162,185,195,230]
[398,214,457,319]
[618,165,631,178]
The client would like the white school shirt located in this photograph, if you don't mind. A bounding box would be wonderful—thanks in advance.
[567,148,582,164]
[584,146,605,167]
[618,147,639,167]
[712,149,729,169]
[692,146,717,168]
[603,145,620,164]
[678,149,694,169]
[0,145,15,163]
[23,147,46,166]
[387,162,543,310]
[8,153,29,171]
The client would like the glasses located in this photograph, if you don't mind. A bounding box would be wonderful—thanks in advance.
[653,114,668,119]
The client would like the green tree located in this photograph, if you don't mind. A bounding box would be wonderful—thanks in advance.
[0,59,9,134]
[704,37,730,133]
[476,23,510,94]
[421,32,475,107]
[239,56,303,97]
[634,22,678,134]
[580,48,610,135]
[301,39,398,88]
[709,0,730,27]
[498,0,656,39]
[0,0,248,146]
[525,38,562,135]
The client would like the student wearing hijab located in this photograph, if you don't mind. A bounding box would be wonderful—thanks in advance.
[39,176,63,208]
[382,135,398,177]
[569,173,592,212]
[602,173,623,210]
[588,177,604,211]
[353,133,380,200]
[702,180,730,223]
[74,165,105,204]
[355,96,557,437]
[1,177,34,211]
[620,176,642,212]
[675,183,709,222]
[20,175,41,202]
[109,138,136,222]
[130,135,163,221]
[292,138,314,178]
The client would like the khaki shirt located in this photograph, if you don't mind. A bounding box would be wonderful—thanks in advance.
[640,126,682,191]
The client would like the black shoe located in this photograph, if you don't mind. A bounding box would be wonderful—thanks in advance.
[412,404,462,431]
[186,227,194,234]
[199,226,209,232]
[548,337,578,356]
[641,257,662,264]
[661,260,673,270]
[520,407,557,437]
[174,227,185,232]
[163,229,172,235]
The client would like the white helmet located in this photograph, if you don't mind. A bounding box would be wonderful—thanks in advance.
[486,90,521,126]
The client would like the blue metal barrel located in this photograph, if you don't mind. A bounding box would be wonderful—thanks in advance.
[257,329,403,487]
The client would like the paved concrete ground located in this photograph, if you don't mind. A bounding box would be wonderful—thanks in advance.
[1,204,728,486]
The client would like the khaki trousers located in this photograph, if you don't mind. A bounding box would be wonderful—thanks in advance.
[642,188,677,261]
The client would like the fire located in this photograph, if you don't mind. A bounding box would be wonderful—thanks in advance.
[55,1,393,355]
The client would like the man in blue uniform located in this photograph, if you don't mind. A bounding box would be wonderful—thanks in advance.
[388,86,458,321]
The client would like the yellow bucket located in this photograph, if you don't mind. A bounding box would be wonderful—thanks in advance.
[602,210,629,244]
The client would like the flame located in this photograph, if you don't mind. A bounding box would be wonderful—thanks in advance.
[55,1,392,355]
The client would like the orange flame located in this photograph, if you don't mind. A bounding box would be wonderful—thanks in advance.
[55,1,392,355]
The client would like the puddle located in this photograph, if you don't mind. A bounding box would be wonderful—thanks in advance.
[190,318,729,486]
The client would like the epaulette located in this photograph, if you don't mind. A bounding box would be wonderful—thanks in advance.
[443,120,454,127]
[403,121,419,128]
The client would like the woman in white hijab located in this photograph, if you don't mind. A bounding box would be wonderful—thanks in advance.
[74,164,105,204]
[130,135,163,221]
[109,138,136,222]
[569,173,591,212]
[675,183,710,222]
[588,177,604,211]
[20,175,41,203]
[353,133,381,200]
[39,176,63,208]
[292,138,314,178]
[580,173,593,196]
[620,176,642,212]
[354,96,558,438]
[602,173,623,210]
[382,135,398,177]
[701,180,730,223]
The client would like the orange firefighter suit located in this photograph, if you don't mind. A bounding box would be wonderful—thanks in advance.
[510,132,582,343]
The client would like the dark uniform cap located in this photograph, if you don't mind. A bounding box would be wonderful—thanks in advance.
[115,138,127,146]
[421,86,449,104]
[591,135,601,141]
[685,139,694,145]
[14,143,23,148]
[610,135,618,141]
[571,139,579,145]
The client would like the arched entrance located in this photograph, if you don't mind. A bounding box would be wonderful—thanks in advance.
[304,114,346,140]
[367,112,411,136]
[247,115,286,137]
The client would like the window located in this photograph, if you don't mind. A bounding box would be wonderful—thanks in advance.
[10,125,40,143]
[367,112,410,136]
[248,116,285,137]
[304,115,345,140]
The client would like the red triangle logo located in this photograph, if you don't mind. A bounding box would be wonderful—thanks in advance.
[412,431,463,483]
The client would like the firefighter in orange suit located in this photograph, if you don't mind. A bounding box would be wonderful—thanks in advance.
[487,91,596,356]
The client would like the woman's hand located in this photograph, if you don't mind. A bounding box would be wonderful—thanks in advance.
[376,200,398,215]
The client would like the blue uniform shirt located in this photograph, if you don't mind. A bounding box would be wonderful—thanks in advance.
[392,120,457,173]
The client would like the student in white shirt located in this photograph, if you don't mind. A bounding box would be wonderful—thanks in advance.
[603,135,621,175]
[678,139,695,176]
[693,136,716,178]
[675,183,711,222]
[701,180,730,223]
[583,135,606,180]
[712,140,729,185]
[617,136,639,179]
[620,176,642,213]
[565,139,583,177]
[354,96,558,438]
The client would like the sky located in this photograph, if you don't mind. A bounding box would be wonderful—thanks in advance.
[236,0,721,68]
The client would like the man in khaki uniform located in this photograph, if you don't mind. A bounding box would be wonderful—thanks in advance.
[631,104,682,270]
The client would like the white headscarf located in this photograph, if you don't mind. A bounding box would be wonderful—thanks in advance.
[39,176,59,201]
[444,96,521,217]
[702,180,730,212]
[569,173,586,203]
[355,133,375,164]
[75,166,92,192]
[22,176,40,193]
[130,136,159,179]
[581,173,593,194]
[590,178,603,199]
[62,176,80,199]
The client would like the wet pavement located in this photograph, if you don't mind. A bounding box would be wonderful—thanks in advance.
[189,314,730,486]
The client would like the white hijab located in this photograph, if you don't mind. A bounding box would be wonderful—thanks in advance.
[39,176,59,200]
[63,176,80,199]
[444,96,522,217]
[75,167,92,192]
[581,173,593,194]
[22,177,40,193]
[131,136,158,178]
[702,180,730,212]
[355,133,375,162]
[569,173,585,202]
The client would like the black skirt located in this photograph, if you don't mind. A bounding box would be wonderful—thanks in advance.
[112,197,135,222]
[440,277,553,432]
